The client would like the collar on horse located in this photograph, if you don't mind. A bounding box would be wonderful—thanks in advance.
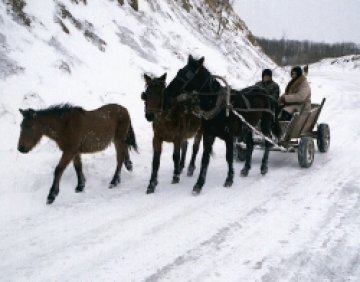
[176,74,227,120]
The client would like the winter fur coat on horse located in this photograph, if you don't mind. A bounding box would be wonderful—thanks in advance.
[284,75,311,114]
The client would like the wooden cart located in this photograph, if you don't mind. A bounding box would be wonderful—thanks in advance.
[235,98,330,168]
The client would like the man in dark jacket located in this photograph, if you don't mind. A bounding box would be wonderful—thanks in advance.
[255,69,280,100]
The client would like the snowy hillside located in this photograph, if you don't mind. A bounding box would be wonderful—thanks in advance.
[1,0,360,281]
[312,54,360,71]
[0,0,276,172]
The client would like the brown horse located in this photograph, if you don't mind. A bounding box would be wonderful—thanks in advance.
[17,104,137,204]
[142,73,202,194]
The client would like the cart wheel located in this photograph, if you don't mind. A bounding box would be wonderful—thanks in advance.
[317,123,330,153]
[298,137,314,168]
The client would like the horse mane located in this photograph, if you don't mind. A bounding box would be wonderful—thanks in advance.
[201,65,221,92]
[37,104,85,116]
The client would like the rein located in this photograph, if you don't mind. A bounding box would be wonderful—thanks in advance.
[144,82,166,114]
[177,86,277,120]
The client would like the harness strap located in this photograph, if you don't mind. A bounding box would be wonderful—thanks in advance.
[231,109,288,152]
[233,108,275,116]
[240,95,251,109]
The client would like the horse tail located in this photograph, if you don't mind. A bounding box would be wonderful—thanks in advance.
[126,123,138,153]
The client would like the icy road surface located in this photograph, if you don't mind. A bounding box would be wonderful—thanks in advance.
[0,69,359,281]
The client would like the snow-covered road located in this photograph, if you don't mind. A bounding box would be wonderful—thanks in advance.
[1,69,360,281]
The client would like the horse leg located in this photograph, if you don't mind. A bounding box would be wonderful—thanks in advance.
[261,141,270,175]
[260,117,272,175]
[193,133,215,194]
[179,140,188,174]
[110,141,125,188]
[172,139,182,184]
[187,130,202,177]
[241,130,254,177]
[73,154,86,193]
[123,148,133,172]
[47,151,75,204]
[147,136,162,194]
[224,136,234,187]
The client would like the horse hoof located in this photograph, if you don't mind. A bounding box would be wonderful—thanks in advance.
[261,166,268,175]
[146,188,155,194]
[187,166,195,177]
[192,190,201,196]
[109,182,119,189]
[240,168,249,177]
[146,180,157,194]
[75,186,84,193]
[224,180,233,187]
[124,161,133,172]
[46,197,55,205]
[109,178,120,188]
[192,184,202,195]
[172,175,180,184]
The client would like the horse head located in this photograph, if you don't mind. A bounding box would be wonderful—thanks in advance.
[18,109,43,153]
[142,73,167,122]
[165,55,221,112]
[165,55,206,97]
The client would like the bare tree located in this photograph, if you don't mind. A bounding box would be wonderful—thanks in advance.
[256,37,360,66]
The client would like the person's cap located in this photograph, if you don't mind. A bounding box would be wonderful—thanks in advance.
[262,69,272,77]
[291,66,303,77]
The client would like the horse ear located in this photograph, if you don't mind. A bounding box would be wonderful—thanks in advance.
[144,74,152,85]
[159,73,167,82]
[198,56,205,65]
[188,54,194,63]
[29,109,36,117]
[19,109,36,118]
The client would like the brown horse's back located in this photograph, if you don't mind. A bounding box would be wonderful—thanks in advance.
[79,104,130,153]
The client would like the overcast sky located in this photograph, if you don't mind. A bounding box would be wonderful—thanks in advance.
[233,0,360,44]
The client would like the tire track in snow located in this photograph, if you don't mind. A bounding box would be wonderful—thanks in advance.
[140,168,353,282]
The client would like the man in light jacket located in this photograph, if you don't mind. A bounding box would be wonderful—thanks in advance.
[278,66,311,120]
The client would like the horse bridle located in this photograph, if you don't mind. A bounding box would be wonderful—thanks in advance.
[171,66,232,119]
[142,82,166,115]
[173,65,211,94]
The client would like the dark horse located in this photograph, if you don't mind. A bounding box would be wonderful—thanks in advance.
[165,55,281,194]
[142,73,202,193]
[17,104,137,204]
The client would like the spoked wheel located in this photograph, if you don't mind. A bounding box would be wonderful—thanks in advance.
[298,137,314,168]
[317,123,330,152]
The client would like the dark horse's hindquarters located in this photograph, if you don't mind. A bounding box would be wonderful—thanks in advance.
[18,104,137,204]
[142,73,202,194]
[165,55,281,194]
